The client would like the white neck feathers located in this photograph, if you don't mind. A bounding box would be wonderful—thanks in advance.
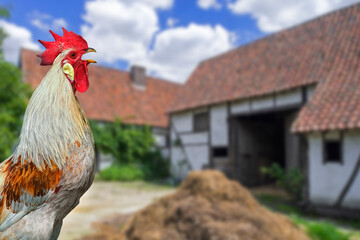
[13,51,88,169]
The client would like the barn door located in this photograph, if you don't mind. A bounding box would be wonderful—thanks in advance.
[235,117,279,187]
[236,120,260,186]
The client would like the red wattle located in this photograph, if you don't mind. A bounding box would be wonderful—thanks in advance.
[74,62,89,93]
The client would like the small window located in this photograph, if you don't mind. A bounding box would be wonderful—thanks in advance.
[193,112,209,132]
[323,132,342,163]
[213,147,228,158]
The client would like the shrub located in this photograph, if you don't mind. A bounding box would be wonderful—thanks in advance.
[99,164,144,181]
[91,120,170,180]
[261,163,304,200]
[0,61,31,161]
[141,149,170,180]
[90,119,154,164]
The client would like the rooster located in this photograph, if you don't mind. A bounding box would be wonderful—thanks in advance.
[0,28,96,239]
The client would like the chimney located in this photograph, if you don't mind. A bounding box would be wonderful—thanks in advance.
[130,65,146,88]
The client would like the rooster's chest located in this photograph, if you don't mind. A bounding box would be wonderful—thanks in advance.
[61,134,96,191]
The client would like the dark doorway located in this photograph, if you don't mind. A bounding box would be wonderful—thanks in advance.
[232,109,298,187]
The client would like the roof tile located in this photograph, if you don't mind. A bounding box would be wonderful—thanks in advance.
[168,3,360,133]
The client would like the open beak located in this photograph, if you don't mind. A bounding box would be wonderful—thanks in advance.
[84,48,97,64]
[85,59,97,63]
[85,48,96,53]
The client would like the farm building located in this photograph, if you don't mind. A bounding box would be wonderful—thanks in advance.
[168,3,360,215]
[20,48,182,170]
[19,3,360,216]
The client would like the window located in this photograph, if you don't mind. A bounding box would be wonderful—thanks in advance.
[323,132,342,163]
[193,112,209,132]
[213,147,228,158]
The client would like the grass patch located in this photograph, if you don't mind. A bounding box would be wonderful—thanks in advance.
[99,165,144,181]
[255,194,302,215]
[255,193,360,240]
[292,215,351,240]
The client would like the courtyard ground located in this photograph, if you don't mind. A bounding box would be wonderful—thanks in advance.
[58,181,360,240]
[58,181,175,240]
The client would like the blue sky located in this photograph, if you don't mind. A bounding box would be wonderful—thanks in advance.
[1,0,359,83]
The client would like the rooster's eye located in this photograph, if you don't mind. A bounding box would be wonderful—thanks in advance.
[70,52,76,59]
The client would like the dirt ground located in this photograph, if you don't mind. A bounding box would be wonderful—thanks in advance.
[58,181,175,240]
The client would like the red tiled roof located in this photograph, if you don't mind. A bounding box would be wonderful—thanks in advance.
[21,48,182,128]
[169,3,360,132]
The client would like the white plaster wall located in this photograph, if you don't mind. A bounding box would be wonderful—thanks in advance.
[210,104,228,146]
[170,111,210,180]
[161,148,170,159]
[171,112,193,133]
[341,131,360,208]
[251,96,274,111]
[308,132,360,208]
[231,100,251,114]
[99,152,115,170]
[187,145,209,170]
[180,132,208,145]
[170,145,209,180]
[275,89,302,107]
[170,147,188,180]
[154,133,166,148]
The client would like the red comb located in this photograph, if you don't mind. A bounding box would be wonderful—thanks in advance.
[37,27,88,65]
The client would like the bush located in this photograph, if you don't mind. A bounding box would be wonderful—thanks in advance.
[0,61,31,161]
[91,120,170,180]
[261,163,304,200]
[99,164,144,181]
[90,119,154,164]
[141,149,170,180]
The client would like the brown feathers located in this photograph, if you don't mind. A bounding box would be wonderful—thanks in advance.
[0,157,62,210]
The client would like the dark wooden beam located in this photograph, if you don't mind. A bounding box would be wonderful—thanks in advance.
[334,153,360,208]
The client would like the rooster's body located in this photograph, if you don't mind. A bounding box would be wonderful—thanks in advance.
[0,29,96,239]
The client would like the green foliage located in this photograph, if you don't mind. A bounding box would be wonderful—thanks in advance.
[0,61,31,161]
[292,216,351,240]
[91,120,170,180]
[99,164,144,181]
[261,163,304,200]
[0,6,29,161]
[173,138,181,146]
[141,149,170,180]
[91,119,154,164]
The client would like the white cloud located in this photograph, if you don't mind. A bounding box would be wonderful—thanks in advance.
[81,0,234,83]
[81,0,159,63]
[139,23,235,82]
[133,0,174,9]
[29,11,68,31]
[0,20,40,64]
[167,18,178,27]
[52,18,68,30]
[228,0,360,32]
[198,0,222,10]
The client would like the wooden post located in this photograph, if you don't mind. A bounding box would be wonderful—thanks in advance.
[334,154,360,208]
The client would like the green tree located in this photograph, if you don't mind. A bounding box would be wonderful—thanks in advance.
[0,61,31,161]
[91,119,155,164]
[91,119,170,180]
[0,6,32,161]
